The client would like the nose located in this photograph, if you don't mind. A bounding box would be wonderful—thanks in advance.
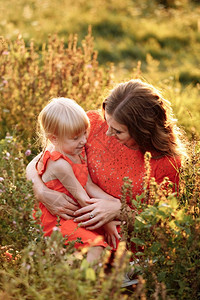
[80,134,87,144]
[106,127,115,137]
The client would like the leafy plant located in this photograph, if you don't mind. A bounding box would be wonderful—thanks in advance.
[120,151,200,299]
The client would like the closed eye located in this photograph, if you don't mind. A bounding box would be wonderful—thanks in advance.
[115,129,122,135]
[73,136,79,140]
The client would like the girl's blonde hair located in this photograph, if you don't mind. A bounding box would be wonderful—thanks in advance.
[37,97,89,149]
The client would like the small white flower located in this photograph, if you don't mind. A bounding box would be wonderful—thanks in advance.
[53,226,60,232]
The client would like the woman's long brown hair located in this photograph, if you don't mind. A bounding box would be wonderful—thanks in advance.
[103,79,187,159]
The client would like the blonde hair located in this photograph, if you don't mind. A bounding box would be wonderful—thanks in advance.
[37,97,89,149]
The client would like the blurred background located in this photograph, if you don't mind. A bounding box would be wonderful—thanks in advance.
[0,0,200,140]
[1,0,199,78]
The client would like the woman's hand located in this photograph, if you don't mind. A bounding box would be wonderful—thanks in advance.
[74,197,121,230]
[40,187,79,220]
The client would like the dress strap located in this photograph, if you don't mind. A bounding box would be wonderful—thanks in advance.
[37,150,73,176]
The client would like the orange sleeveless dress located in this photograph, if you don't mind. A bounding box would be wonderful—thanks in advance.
[38,150,107,249]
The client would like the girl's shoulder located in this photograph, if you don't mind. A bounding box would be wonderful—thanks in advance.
[43,150,72,164]
[39,150,73,176]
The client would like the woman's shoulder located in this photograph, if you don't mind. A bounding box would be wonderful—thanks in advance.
[87,110,104,124]
[151,154,181,185]
[87,110,105,138]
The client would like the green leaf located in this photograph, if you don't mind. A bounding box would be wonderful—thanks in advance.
[86,268,96,281]
[170,198,178,209]
[135,216,146,224]
[135,252,145,256]
[150,242,161,253]
[131,237,145,246]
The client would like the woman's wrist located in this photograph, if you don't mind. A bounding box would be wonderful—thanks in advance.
[112,197,122,220]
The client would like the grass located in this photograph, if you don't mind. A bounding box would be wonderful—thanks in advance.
[0,0,200,298]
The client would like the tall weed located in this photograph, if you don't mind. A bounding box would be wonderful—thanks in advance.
[0,29,113,140]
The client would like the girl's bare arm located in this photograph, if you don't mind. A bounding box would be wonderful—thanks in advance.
[26,155,78,219]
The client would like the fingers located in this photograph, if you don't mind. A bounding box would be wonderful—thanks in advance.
[64,195,78,206]
[114,221,121,226]
[74,212,95,223]
[107,235,111,247]
[85,198,99,204]
[114,230,121,241]
[59,208,76,216]
[62,202,79,211]
[74,212,104,226]
[111,235,116,249]
[59,214,74,220]
[73,204,95,216]
[85,220,105,230]
[113,226,121,240]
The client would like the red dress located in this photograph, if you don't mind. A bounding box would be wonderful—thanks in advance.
[86,110,181,206]
[38,150,107,249]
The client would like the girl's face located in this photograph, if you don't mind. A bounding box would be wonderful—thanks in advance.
[54,129,88,156]
[105,111,138,149]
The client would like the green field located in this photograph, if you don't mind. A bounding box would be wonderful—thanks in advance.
[0,0,200,299]
[1,0,200,138]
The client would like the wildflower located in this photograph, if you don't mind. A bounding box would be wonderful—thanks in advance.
[25,193,31,199]
[0,177,4,182]
[6,152,10,157]
[5,134,13,140]
[2,51,9,55]
[3,108,10,113]
[25,149,31,156]
[5,251,12,261]
[26,264,31,270]
[53,226,60,232]
[86,64,92,69]
[3,80,8,85]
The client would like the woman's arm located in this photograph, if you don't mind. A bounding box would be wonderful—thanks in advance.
[26,155,79,219]
[85,175,118,201]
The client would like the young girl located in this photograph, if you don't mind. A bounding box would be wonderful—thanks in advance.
[37,97,120,263]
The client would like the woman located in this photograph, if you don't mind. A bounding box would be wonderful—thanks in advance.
[26,79,186,232]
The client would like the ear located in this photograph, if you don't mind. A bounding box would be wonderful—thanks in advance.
[49,135,58,145]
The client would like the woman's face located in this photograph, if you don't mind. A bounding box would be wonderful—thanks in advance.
[105,111,138,149]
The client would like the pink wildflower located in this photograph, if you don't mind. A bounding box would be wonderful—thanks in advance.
[25,149,31,156]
